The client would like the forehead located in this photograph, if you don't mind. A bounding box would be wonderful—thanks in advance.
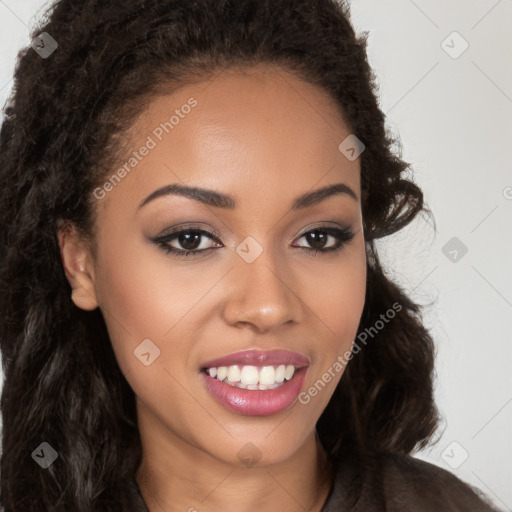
[95,64,360,218]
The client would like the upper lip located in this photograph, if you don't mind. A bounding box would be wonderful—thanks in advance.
[201,349,310,369]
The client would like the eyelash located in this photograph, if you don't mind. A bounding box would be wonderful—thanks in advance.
[150,224,356,258]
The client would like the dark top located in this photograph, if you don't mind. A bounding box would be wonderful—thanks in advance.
[320,452,499,511]
[133,452,500,511]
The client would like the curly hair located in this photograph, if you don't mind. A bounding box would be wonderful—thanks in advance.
[0,0,439,510]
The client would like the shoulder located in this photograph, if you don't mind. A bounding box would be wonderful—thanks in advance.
[324,451,499,511]
[377,452,499,511]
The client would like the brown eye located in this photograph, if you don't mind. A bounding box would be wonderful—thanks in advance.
[150,227,222,257]
[292,226,355,255]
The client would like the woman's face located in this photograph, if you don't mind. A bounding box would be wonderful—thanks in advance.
[73,65,366,466]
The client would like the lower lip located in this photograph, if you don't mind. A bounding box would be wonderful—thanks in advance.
[201,368,308,416]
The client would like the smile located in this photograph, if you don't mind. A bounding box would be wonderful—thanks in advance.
[203,364,296,389]
[200,349,310,416]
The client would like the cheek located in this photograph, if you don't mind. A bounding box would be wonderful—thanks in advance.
[93,241,206,433]
[297,241,366,406]
[92,231,201,377]
[304,243,367,347]
[96,212,221,329]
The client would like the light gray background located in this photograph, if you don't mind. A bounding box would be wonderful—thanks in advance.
[0,1,511,510]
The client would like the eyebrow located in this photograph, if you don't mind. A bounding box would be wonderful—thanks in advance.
[137,182,358,211]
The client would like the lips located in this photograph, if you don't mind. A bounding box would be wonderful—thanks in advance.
[200,349,310,369]
[200,349,310,416]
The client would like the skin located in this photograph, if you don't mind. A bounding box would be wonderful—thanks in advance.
[58,64,367,512]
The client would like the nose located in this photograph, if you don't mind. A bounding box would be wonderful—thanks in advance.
[222,246,303,334]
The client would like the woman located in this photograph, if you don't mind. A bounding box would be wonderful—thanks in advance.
[0,0,499,510]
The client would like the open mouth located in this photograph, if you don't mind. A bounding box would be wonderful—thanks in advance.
[201,363,298,390]
[199,349,310,416]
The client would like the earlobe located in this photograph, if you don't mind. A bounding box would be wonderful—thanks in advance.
[70,272,99,311]
[56,222,99,311]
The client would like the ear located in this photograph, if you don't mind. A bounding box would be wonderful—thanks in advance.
[56,222,99,311]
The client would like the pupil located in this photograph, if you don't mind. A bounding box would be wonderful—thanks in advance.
[179,232,201,250]
[307,230,326,250]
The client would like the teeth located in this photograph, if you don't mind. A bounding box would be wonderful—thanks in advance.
[206,364,297,388]
[259,366,275,385]
[284,364,295,380]
[275,364,286,382]
[227,365,241,382]
[240,365,259,385]
[216,366,227,381]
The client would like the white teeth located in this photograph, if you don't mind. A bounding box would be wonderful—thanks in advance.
[284,365,295,380]
[259,366,275,385]
[275,365,286,382]
[240,365,259,386]
[205,364,297,388]
[227,365,241,382]
[216,366,227,381]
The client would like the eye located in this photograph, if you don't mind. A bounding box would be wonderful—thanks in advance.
[292,225,355,255]
[150,226,222,257]
[150,224,355,258]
